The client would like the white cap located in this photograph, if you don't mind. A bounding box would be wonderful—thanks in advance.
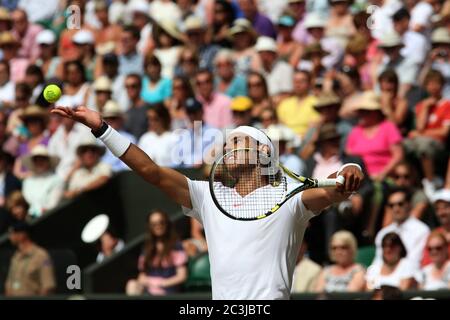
[73,30,95,45]
[378,32,403,48]
[432,189,450,203]
[255,36,277,53]
[128,0,150,15]
[303,13,326,29]
[36,29,56,45]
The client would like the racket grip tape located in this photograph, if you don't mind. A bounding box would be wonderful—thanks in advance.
[317,175,345,187]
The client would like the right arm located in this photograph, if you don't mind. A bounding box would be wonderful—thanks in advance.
[51,106,193,209]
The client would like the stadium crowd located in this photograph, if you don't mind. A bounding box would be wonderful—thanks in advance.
[0,0,449,298]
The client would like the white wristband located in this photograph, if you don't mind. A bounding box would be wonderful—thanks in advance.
[98,125,131,158]
[337,163,362,177]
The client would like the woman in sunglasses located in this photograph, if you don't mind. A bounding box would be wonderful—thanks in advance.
[420,232,450,290]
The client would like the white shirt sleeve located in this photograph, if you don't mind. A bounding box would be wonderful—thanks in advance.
[182,178,208,223]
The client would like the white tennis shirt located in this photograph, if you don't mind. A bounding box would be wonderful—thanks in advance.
[183,178,316,300]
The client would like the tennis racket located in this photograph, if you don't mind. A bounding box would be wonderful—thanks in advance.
[209,148,345,221]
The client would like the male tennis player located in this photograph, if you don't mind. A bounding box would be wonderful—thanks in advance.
[52,106,364,300]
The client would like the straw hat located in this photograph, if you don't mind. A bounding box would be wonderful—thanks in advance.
[314,92,341,109]
[155,19,183,42]
[431,27,450,45]
[303,42,329,59]
[0,32,20,47]
[76,136,106,156]
[228,18,257,39]
[184,15,205,32]
[0,7,11,21]
[353,91,382,111]
[93,76,112,92]
[101,100,123,118]
[19,105,49,122]
[22,144,60,172]
[318,123,341,142]
[378,32,403,48]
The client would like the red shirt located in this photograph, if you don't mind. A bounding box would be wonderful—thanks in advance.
[415,99,450,142]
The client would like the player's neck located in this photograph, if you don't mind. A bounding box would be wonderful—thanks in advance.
[234,170,265,197]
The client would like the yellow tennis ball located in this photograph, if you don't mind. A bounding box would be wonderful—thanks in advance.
[43,84,62,103]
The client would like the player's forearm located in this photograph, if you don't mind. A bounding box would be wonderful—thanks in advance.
[119,144,163,186]
[302,188,350,213]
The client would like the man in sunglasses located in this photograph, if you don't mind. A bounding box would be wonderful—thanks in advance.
[373,186,430,270]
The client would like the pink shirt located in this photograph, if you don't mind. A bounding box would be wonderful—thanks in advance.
[346,120,402,176]
[197,92,233,129]
[13,24,43,61]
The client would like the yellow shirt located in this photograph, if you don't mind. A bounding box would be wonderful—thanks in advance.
[277,95,320,137]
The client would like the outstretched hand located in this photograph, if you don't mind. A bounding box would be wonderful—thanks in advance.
[51,106,103,131]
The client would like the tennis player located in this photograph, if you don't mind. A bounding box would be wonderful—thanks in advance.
[52,106,364,300]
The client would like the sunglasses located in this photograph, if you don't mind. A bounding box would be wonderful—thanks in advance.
[394,174,409,180]
[125,83,140,89]
[427,245,445,252]
[387,201,406,208]
[331,245,349,250]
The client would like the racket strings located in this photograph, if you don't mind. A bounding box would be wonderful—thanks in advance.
[212,149,287,219]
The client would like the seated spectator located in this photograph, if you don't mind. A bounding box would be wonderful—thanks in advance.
[298,42,328,84]
[96,227,125,263]
[230,96,255,129]
[325,0,356,49]
[316,230,366,293]
[0,150,21,208]
[0,191,29,234]
[141,54,172,105]
[214,50,247,99]
[195,69,233,129]
[13,105,50,180]
[228,18,258,76]
[100,100,136,172]
[88,76,113,114]
[126,210,188,296]
[345,91,403,182]
[211,0,236,48]
[0,60,15,109]
[247,71,272,121]
[11,8,42,62]
[71,29,97,82]
[404,70,450,198]
[65,136,112,199]
[384,161,429,226]
[60,60,90,107]
[138,103,178,167]
[5,82,32,138]
[276,14,303,67]
[422,189,450,266]
[253,36,294,105]
[420,231,450,290]
[5,221,56,296]
[174,46,200,81]
[118,26,144,76]
[366,232,417,291]
[22,145,63,218]
[238,0,276,39]
[291,241,322,293]
[277,69,319,137]
[152,19,183,79]
[24,65,44,105]
[165,75,194,130]
[122,74,147,139]
[0,31,28,83]
[374,187,430,270]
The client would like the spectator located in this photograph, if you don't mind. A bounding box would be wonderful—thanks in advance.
[0,191,29,234]
[377,32,420,98]
[124,74,148,140]
[247,71,272,120]
[291,241,322,293]
[345,91,403,182]
[89,76,113,113]
[5,221,56,296]
[325,0,356,49]
[22,145,63,218]
[126,210,188,296]
[253,36,294,104]
[343,33,374,91]
[173,97,219,168]
[418,28,450,99]
[118,26,144,76]
[421,189,450,266]
[165,75,194,130]
[409,0,436,34]
[24,65,44,104]
[377,69,409,134]
[174,46,200,81]
[5,83,32,142]
[141,54,172,105]
[277,69,319,137]
[214,49,247,98]
[11,8,42,62]
[97,227,125,263]
[101,100,136,172]
[60,60,90,107]
[0,31,29,83]
[211,0,236,47]
[13,105,50,180]
[404,70,450,198]
[228,18,258,76]
[374,187,430,270]
[392,7,429,64]
[152,20,184,80]
[290,0,309,45]
[316,231,366,293]
[72,29,97,82]
[91,0,122,51]
[195,69,233,129]
[366,232,417,291]
[276,14,303,67]
[0,60,15,110]
[183,15,220,71]
[0,7,12,33]
[369,0,403,41]
[128,0,152,56]
[238,0,276,38]
[0,150,21,208]
[230,96,255,128]
[420,231,450,290]
[34,29,61,80]
[384,161,429,225]
[64,136,112,199]
[149,0,182,24]
[138,103,178,167]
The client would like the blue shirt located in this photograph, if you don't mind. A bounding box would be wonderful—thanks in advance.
[119,52,144,76]
[141,76,172,104]
[215,75,248,98]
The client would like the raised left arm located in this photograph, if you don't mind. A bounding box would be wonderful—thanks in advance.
[302,164,364,213]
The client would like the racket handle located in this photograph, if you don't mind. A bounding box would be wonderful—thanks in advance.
[317,175,345,188]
